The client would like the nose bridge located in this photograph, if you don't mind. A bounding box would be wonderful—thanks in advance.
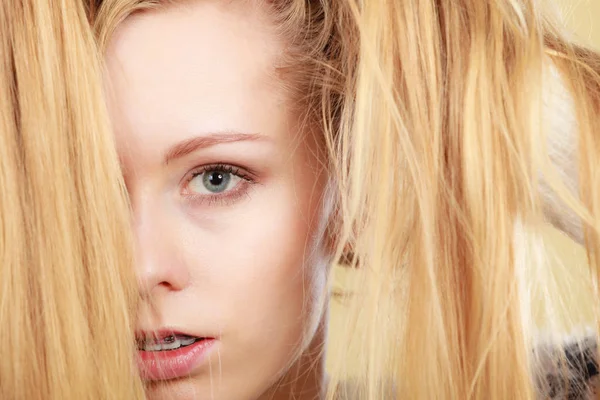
[133,193,190,295]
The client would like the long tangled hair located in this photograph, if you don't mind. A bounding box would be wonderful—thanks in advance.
[0,0,144,398]
[90,0,600,399]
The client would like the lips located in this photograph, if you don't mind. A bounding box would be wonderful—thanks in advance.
[135,329,216,381]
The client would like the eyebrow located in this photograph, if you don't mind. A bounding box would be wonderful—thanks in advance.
[164,131,268,164]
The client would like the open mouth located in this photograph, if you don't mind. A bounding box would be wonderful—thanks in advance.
[136,334,204,352]
[135,332,216,381]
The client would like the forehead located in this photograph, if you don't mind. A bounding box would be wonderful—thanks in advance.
[104,1,288,146]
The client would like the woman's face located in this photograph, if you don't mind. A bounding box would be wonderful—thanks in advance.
[105,2,329,399]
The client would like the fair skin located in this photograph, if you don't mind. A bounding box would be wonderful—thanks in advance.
[105,1,330,399]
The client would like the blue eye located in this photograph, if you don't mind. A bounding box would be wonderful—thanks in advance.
[188,169,241,194]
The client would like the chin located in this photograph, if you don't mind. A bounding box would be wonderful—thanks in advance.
[145,378,205,400]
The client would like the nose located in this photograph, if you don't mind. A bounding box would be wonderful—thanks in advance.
[134,205,191,297]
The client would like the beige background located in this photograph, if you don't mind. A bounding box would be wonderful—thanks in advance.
[557,0,600,48]
[326,0,600,373]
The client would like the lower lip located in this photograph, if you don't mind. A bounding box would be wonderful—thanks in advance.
[136,339,216,381]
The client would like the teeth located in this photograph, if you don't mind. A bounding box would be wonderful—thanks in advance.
[138,334,199,352]
[179,336,196,346]
[143,342,163,352]
[161,336,181,351]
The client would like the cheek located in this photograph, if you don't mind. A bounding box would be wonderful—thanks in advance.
[226,191,317,312]
[184,181,326,333]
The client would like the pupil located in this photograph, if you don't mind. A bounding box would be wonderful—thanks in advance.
[208,171,224,186]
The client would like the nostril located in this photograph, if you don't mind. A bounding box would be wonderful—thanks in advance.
[136,261,191,295]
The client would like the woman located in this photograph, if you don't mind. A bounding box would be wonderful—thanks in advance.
[90,0,600,399]
[0,0,144,398]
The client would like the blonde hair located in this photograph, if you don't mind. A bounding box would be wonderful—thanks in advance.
[0,0,144,398]
[92,0,600,399]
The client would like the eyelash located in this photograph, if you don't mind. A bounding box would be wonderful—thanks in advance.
[181,163,255,207]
